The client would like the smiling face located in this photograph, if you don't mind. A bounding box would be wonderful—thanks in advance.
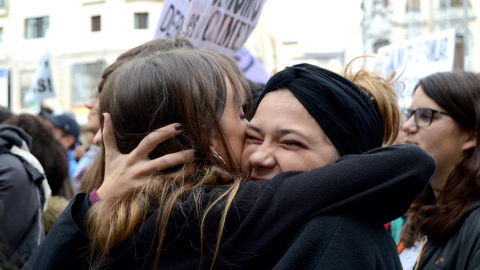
[241,90,340,180]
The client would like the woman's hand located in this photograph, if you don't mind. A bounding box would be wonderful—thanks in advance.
[96,113,194,201]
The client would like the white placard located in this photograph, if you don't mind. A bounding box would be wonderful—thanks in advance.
[153,0,191,39]
[25,50,56,103]
[377,29,456,109]
[181,0,266,57]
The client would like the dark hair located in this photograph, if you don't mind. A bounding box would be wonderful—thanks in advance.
[3,114,74,199]
[85,49,249,268]
[401,71,480,246]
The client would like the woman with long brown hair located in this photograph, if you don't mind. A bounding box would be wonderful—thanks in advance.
[24,45,435,269]
[400,71,480,270]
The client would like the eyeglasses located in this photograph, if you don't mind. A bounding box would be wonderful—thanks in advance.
[403,108,452,127]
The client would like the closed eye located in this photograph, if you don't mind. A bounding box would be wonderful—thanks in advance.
[246,135,262,144]
[281,141,304,149]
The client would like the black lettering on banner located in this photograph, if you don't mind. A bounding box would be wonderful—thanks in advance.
[203,11,221,41]
[37,79,46,93]
[160,4,185,37]
[186,13,200,38]
[214,13,236,45]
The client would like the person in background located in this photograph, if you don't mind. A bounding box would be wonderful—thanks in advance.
[400,71,480,269]
[71,94,101,193]
[2,113,74,233]
[0,123,50,269]
[39,111,81,178]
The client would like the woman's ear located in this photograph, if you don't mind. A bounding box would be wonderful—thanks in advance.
[462,127,477,151]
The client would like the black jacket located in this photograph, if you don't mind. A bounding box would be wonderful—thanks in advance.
[0,125,46,268]
[417,200,480,270]
[273,214,402,269]
[23,144,436,270]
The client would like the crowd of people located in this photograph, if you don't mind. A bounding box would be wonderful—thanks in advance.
[0,35,479,270]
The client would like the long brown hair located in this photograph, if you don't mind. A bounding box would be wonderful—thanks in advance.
[401,71,480,247]
[85,49,249,268]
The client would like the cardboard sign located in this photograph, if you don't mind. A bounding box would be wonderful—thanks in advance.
[377,29,456,109]
[153,0,191,39]
[181,0,266,57]
[25,50,56,103]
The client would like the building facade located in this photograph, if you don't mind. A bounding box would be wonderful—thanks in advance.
[361,0,479,72]
[0,0,164,123]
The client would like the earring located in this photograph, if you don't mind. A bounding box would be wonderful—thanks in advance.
[213,153,226,166]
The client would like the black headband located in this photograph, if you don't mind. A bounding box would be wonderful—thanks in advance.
[255,63,382,156]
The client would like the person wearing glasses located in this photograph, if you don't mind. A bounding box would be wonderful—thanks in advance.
[399,71,480,270]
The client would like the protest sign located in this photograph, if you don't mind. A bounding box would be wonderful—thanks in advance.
[377,29,456,109]
[182,0,266,57]
[25,50,56,103]
[234,46,270,84]
[153,0,191,39]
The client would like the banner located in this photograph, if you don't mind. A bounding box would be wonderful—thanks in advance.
[25,50,56,103]
[0,68,7,107]
[153,0,190,39]
[182,0,266,57]
[234,46,269,84]
[377,29,456,109]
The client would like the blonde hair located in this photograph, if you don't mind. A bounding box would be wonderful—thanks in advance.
[344,56,403,146]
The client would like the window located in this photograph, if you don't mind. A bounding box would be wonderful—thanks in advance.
[405,0,421,12]
[134,13,149,29]
[91,16,101,32]
[440,0,465,8]
[0,0,6,8]
[72,61,105,106]
[25,17,49,39]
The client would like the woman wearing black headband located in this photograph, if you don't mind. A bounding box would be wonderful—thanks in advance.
[241,60,408,268]
[25,47,435,270]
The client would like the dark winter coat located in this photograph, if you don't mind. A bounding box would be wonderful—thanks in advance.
[0,125,46,268]
[23,144,436,270]
[417,200,480,270]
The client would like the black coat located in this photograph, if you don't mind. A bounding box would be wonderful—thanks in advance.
[417,200,480,270]
[0,125,46,268]
[23,144,436,270]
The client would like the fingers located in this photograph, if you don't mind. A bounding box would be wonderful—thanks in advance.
[132,123,184,159]
[102,113,120,154]
[144,149,195,174]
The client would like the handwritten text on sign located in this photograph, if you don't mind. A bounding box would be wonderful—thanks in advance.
[182,0,266,56]
[377,29,455,109]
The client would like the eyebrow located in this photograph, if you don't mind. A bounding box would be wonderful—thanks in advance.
[246,124,314,144]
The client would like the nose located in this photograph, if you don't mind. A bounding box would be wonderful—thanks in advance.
[403,113,418,136]
[248,143,276,169]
